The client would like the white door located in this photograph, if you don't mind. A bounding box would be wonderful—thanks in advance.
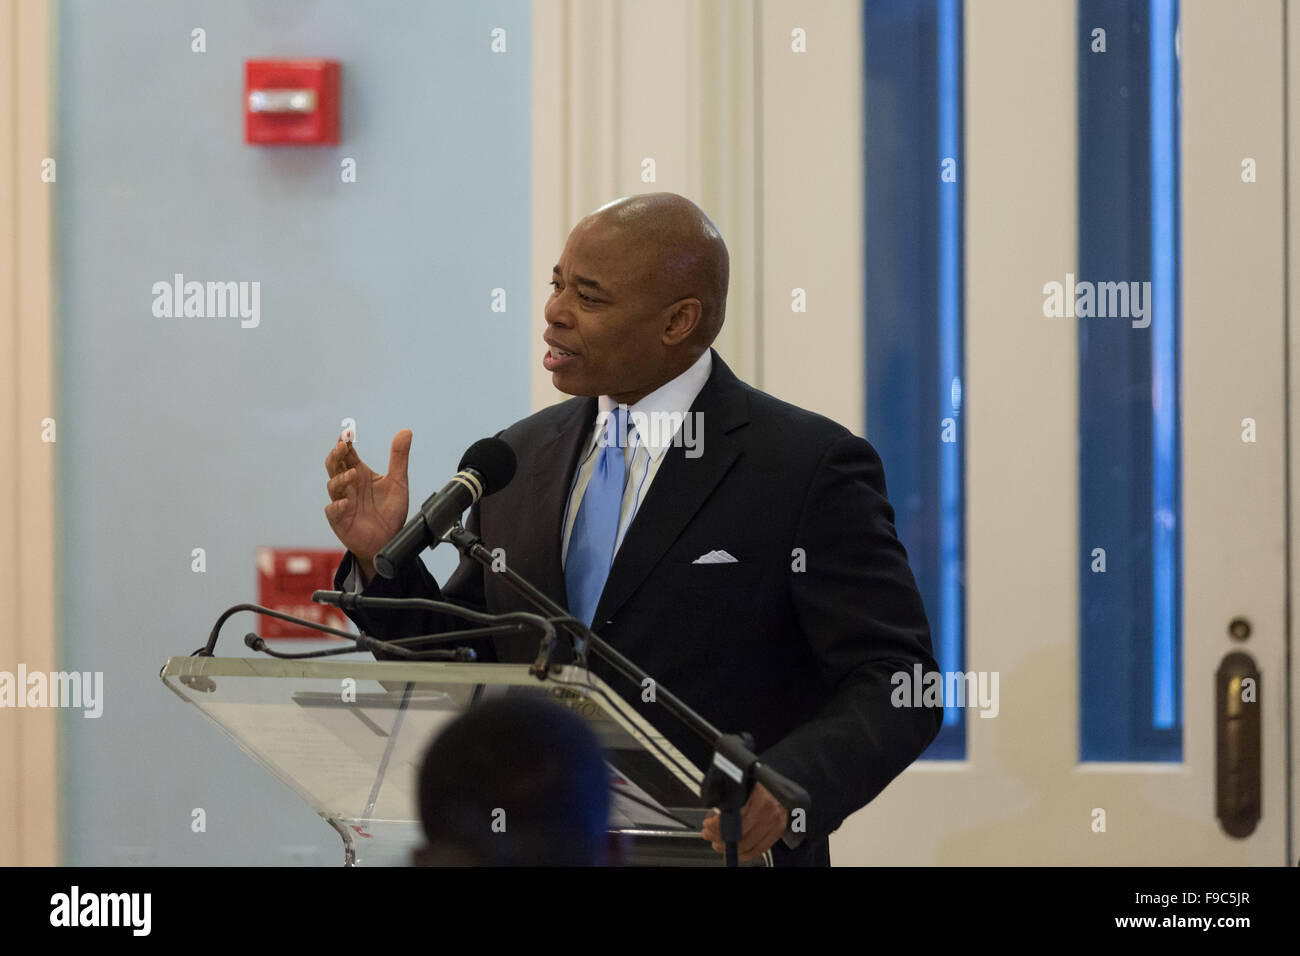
[834,0,1291,866]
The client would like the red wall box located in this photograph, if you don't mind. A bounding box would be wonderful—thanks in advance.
[256,547,350,638]
[244,59,340,145]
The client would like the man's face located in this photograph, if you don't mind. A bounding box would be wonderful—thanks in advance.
[543,218,671,405]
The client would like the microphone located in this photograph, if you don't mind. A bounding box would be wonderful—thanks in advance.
[373,437,516,580]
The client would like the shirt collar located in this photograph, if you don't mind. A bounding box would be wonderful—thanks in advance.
[593,349,713,462]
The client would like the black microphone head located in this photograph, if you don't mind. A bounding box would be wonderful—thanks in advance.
[459,437,516,496]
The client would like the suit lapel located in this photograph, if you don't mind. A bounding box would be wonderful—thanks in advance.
[591,350,750,628]
[527,396,596,606]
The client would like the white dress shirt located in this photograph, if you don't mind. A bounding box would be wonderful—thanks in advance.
[560,348,712,569]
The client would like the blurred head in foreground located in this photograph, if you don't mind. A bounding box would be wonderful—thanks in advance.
[412,695,611,866]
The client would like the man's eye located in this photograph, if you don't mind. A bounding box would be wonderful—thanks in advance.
[549,280,595,303]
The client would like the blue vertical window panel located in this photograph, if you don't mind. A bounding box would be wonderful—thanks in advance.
[1077,0,1183,761]
[864,0,966,758]
[1147,0,1181,732]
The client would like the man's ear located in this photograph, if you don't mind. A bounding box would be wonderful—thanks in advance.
[661,298,703,346]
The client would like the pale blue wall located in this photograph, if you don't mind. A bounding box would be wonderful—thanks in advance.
[56,0,531,864]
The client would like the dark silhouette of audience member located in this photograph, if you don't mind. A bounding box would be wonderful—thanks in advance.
[412,695,611,866]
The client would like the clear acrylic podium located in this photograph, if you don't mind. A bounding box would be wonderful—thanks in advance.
[161,655,738,866]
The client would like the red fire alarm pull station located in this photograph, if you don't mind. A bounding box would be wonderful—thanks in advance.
[256,547,350,638]
[244,59,340,145]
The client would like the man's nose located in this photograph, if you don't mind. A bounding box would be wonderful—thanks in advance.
[544,296,572,327]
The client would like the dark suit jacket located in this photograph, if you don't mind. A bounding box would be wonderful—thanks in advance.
[335,349,941,866]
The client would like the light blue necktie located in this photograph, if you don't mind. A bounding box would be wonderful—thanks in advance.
[565,407,629,628]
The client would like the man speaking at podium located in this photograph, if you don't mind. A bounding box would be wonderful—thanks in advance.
[323,193,940,866]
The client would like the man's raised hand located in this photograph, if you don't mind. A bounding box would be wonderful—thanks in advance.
[324,429,413,583]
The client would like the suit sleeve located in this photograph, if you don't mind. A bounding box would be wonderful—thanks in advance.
[757,432,941,844]
[330,500,496,662]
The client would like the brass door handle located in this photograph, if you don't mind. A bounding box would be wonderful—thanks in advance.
[1215,651,1260,837]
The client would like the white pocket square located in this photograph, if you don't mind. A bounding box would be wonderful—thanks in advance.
[692,550,738,564]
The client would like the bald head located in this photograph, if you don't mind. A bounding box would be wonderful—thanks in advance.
[543,192,730,404]
[581,193,730,345]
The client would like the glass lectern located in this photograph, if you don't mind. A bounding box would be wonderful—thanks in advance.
[161,656,742,865]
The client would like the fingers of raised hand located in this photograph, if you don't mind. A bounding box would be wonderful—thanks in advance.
[324,441,344,477]
[323,496,352,527]
[325,440,366,478]
[342,442,364,473]
[325,440,352,477]
[327,467,356,501]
